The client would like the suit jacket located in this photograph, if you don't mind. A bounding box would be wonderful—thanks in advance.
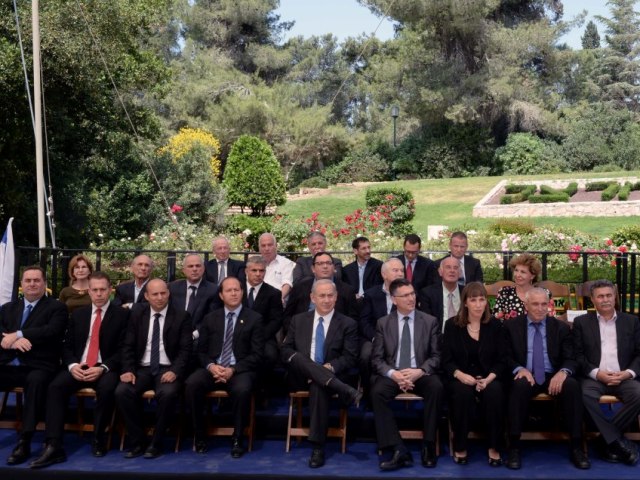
[434,253,484,284]
[441,317,506,380]
[197,307,264,375]
[168,279,222,331]
[0,296,68,372]
[281,311,358,376]
[292,256,343,284]
[242,282,283,341]
[504,314,577,375]
[371,310,441,377]
[417,282,464,332]
[204,258,246,284]
[62,303,129,373]
[121,304,192,378]
[283,277,358,334]
[113,280,148,306]
[395,254,437,292]
[342,258,383,293]
[573,311,640,377]
[359,285,394,342]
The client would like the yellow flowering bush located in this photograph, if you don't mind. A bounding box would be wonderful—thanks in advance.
[158,127,221,177]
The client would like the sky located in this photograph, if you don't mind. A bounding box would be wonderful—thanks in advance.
[275,0,612,49]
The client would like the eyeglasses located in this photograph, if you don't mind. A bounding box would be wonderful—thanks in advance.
[313,261,333,267]
[393,291,416,298]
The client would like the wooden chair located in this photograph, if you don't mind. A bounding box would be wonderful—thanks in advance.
[535,280,571,315]
[0,387,45,431]
[484,280,516,298]
[286,391,348,453]
[393,393,440,455]
[63,388,116,449]
[200,390,255,451]
[593,395,640,441]
[519,393,569,441]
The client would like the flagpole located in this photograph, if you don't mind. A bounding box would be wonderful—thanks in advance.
[33,0,46,248]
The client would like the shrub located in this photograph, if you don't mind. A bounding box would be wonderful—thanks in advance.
[365,187,415,236]
[618,183,632,201]
[585,181,614,191]
[564,182,578,196]
[500,185,536,204]
[488,219,536,235]
[601,183,620,201]
[494,132,547,174]
[504,184,529,194]
[528,193,570,203]
[296,177,330,189]
[611,225,640,247]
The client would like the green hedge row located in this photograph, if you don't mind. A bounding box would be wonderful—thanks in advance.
[528,193,570,203]
[601,183,620,201]
[500,185,537,204]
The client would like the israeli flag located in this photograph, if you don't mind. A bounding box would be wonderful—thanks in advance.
[0,218,15,305]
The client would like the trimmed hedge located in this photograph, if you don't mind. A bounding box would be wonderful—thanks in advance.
[601,183,620,201]
[504,184,529,194]
[618,183,632,201]
[528,193,570,203]
[489,219,536,235]
[564,182,578,196]
[586,181,614,191]
[500,185,536,204]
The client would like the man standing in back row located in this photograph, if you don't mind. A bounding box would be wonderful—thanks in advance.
[434,231,483,286]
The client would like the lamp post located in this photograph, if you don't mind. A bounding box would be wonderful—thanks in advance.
[391,105,399,147]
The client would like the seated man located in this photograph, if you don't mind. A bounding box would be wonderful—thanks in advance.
[115,279,192,459]
[371,278,443,471]
[573,279,640,466]
[30,272,129,468]
[185,277,264,457]
[205,236,246,285]
[112,254,153,308]
[293,232,343,284]
[281,279,360,468]
[504,288,589,470]
[418,256,463,333]
[342,236,383,298]
[434,231,483,286]
[0,267,68,466]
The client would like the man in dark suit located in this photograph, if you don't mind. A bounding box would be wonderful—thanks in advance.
[29,272,129,468]
[281,279,360,468]
[112,254,153,308]
[169,254,221,348]
[0,266,68,466]
[359,258,404,387]
[342,236,383,297]
[418,256,464,333]
[205,236,246,285]
[292,232,343,285]
[371,278,443,471]
[242,255,283,367]
[115,279,192,459]
[504,288,589,470]
[573,279,640,466]
[395,234,437,293]
[185,276,264,457]
[434,231,483,286]
[284,252,357,335]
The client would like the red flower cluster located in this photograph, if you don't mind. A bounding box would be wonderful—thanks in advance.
[170,203,183,214]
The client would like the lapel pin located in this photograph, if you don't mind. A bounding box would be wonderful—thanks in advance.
[240,320,244,324]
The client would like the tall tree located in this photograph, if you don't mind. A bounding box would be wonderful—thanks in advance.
[582,20,601,49]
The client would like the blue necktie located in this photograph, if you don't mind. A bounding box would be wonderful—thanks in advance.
[532,323,545,385]
[314,317,325,364]
[219,312,235,367]
[150,313,161,375]
[20,304,33,327]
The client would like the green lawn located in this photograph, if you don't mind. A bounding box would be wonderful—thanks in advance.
[278,171,640,237]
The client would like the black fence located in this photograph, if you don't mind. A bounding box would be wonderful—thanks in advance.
[10,246,640,314]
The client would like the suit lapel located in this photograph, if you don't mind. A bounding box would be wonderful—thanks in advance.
[324,313,339,356]
[300,313,314,358]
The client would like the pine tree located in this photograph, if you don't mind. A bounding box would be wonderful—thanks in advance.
[581,20,601,49]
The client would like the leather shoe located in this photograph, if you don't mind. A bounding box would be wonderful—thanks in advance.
[124,444,145,459]
[421,444,437,468]
[338,386,363,406]
[143,445,162,459]
[29,444,67,469]
[506,448,521,470]
[6,440,31,465]
[488,456,503,467]
[570,448,590,469]
[453,453,468,465]
[613,438,639,466]
[92,440,107,458]
[195,439,208,454]
[230,437,245,458]
[308,448,325,468]
[597,437,620,463]
[379,449,413,471]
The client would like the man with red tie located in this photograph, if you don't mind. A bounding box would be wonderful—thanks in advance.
[30,272,129,468]
[395,234,437,293]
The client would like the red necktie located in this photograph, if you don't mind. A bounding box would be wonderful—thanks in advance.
[86,308,102,367]
[406,261,413,282]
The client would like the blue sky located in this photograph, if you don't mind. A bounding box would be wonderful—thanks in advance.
[275,0,612,49]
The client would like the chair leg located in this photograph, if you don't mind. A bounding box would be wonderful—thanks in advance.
[286,396,294,452]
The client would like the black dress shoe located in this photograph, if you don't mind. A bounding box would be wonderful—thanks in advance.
[195,439,208,454]
[570,448,591,469]
[230,437,245,458]
[488,456,503,467]
[614,438,639,466]
[338,386,363,406]
[379,449,413,471]
[92,440,107,457]
[452,453,468,465]
[124,444,145,459]
[597,438,620,463]
[6,440,31,465]
[421,444,438,468]
[143,445,163,459]
[506,448,521,470]
[308,448,325,468]
[29,444,67,469]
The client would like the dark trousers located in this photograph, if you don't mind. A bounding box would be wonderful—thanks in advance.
[581,377,640,444]
[371,374,443,450]
[185,368,255,440]
[448,379,504,452]
[115,367,182,448]
[359,340,373,392]
[508,374,583,441]
[0,365,51,436]
[44,369,119,444]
